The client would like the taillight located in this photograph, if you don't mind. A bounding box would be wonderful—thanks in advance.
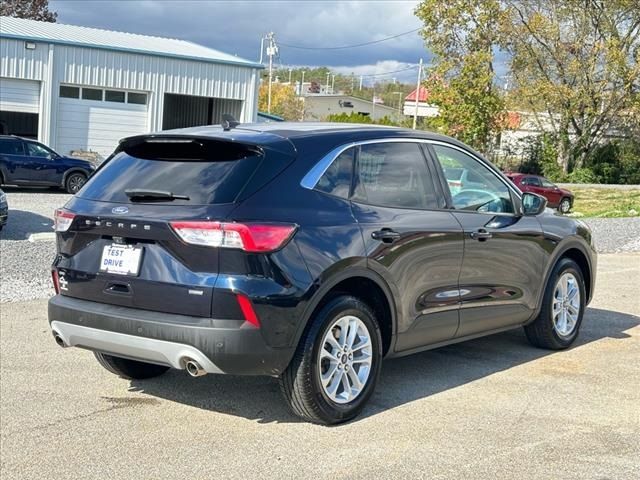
[169,221,296,252]
[54,209,76,232]
[236,294,260,328]
[51,270,60,294]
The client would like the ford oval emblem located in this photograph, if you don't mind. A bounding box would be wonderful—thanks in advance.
[112,206,129,215]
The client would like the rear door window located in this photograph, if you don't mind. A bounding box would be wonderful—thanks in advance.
[79,140,264,205]
[352,142,438,210]
[0,139,25,155]
[315,147,354,198]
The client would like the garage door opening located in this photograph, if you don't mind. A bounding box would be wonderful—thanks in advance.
[162,93,242,130]
[0,111,38,138]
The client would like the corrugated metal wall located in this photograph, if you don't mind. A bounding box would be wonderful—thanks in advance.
[0,38,48,80]
[0,38,259,148]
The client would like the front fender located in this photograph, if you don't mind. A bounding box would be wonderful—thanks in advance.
[529,234,596,322]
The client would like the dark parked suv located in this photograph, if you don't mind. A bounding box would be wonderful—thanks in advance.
[48,123,596,424]
[0,136,94,193]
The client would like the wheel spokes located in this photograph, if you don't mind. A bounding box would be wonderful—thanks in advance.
[317,315,373,404]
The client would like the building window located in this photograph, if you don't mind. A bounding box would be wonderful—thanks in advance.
[105,90,126,103]
[82,88,103,101]
[59,86,80,98]
[127,92,147,105]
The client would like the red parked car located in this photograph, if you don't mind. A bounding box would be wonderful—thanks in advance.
[506,173,574,213]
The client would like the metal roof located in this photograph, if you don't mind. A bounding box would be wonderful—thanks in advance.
[0,16,262,68]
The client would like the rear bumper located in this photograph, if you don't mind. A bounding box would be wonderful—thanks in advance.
[48,295,295,376]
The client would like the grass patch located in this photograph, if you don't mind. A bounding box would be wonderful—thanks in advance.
[569,188,640,218]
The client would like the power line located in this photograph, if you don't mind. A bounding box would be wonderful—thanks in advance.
[358,65,419,77]
[277,28,421,50]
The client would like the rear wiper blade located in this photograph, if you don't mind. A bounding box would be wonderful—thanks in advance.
[125,189,190,201]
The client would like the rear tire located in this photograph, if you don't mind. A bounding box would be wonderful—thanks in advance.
[65,172,86,194]
[94,352,169,380]
[525,258,585,350]
[279,295,382,425]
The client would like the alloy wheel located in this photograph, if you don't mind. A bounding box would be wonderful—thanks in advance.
[68,174,86,193]
[552,272,581,337]
[318,315,373,404]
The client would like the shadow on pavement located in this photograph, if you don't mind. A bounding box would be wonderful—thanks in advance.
[128,307,639,425]
[0,210,53,240]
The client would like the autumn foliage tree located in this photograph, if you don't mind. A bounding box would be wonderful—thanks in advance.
[257,83,303,121]
[415,0,639,173]
[504,0,640,173]
[415,1,507,154]
[0,0,57,22]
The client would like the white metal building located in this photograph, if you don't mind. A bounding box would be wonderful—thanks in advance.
[0,17,261,157]
[302,94,399,122]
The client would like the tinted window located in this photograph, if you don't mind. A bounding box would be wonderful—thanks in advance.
[433,145,514,214]
[82,88,103,101]
[0,139,24,155]
[315,148,353,198]
[79,143,263,205]
[353,142,436,209]
[525,176,542,186]
[541,178,555,188]
[105,90,125,103]
[26,142,52,158]
[127,92,147,105]
[59,86,80,98]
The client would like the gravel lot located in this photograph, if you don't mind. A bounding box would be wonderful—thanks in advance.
[1,188,639,303]
[0,188,70,303]
[1,254,638,479]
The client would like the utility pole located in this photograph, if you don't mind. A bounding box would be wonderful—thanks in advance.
[372,85,376,120]
[359,76,363,90]
[393,91,402,123]
[331,74,335,94]
[299,70,305,96]
[266,32,277,114]
[413,58,423,130]
[325,72,330,93]
[288,68,292,84]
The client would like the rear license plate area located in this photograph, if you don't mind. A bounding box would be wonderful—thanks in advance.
[99,244,143,276]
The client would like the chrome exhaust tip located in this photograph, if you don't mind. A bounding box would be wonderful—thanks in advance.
[53,332,67,348]
[184,359,206,377]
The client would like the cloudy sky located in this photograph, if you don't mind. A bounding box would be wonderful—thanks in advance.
[50,0,427,83]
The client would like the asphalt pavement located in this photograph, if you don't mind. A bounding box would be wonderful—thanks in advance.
[1,253,638,479]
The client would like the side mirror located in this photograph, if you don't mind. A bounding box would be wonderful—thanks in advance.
[522,192,547,216]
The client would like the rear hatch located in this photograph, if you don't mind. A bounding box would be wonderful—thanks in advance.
[54,133,295,317]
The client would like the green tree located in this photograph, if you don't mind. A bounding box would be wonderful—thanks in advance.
[0,0,57,22]
[414,0,507,153]
[504,0,640,173]
[326,112,399,126]
[415,1,639,174]
[257,83,303,121]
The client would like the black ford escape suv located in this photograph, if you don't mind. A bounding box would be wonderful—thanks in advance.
[49,123,596,424]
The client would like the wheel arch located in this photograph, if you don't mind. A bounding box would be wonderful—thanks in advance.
[294,267,398,357]
[530,239,595,322]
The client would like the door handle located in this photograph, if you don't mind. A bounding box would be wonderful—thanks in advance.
[470,229,493,241]
[371,228,401,243]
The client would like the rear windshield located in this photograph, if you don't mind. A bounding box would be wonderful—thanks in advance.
[79,141,263,205]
